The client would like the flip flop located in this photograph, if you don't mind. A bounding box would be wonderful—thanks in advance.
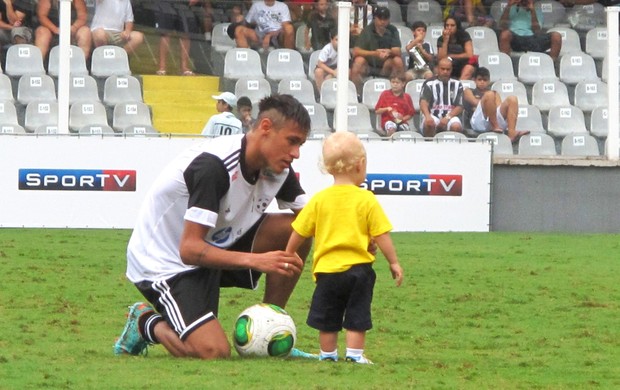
[510,130,530,144]
[182,70,195,76]
[156,70,166,76]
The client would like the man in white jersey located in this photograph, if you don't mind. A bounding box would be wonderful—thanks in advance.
[233,0,294,50]
[90,0,144,54]
[201,92,243,137]
[114,94,315,360]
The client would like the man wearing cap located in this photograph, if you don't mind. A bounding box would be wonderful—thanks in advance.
[350,6,404,96]
[201,92,243,137]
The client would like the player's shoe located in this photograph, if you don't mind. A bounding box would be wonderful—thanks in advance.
[288,348,319,359]
[319,355,338,362]
[345,355,374,364]
[113,302,154,356]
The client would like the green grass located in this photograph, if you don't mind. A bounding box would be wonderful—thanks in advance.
[1,229,619,389]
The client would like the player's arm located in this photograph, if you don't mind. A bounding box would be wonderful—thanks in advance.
[373,233,403,286]
[179,220,303,276]
[285,230,308,256]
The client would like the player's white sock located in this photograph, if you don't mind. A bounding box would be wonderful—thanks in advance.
[320,349,338,361]
[346,348,364,359]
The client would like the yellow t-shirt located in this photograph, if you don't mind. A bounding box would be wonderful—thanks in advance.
[291,184,393,280]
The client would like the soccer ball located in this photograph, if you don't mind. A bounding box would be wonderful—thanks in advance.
[232,303,296,357]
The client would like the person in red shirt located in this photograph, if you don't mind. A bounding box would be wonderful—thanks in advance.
[374,72,415,136]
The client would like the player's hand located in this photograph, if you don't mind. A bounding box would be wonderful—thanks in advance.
[390,263,404,287]
[261,251,304,277]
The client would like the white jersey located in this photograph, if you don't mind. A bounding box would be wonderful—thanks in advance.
[90,0,134,32]
[201,112,243,137]
[317,43,340,69]
[126,134,308,283]
[245,0,291,38]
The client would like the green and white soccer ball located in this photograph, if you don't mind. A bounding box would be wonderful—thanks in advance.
[233,303,296,357]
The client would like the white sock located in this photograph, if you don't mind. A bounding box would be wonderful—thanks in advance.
[320,349,338,360]
[346,348,364,359]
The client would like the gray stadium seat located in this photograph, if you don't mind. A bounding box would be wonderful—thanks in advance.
[69,101,109,132]
[333,103,374,134]
[573,79,608,113]
[0,101,19,126]
[319,78,357,111]
[25,101,59,132]
[477,132,514,155]
[561,132,600,156]
[0,123,26,134]
[266,49,307,84]
[48,45,89,77]
[585,27,608,60]
[565,2,606,32]
[518,132,557,156]
[491,80,528,105]
[34,124,59,134]
[434,131,468,142]
[4,44,45,77]
[407,0,443,26]
[466,26,499,55]
[391,130,423,141]
[546,105,587,138]
[535,0,567,29]
[559,51,598,85]
[69,75,101,105]
[516,104,545,133]
[531,79,570,112]
[123,124,159,135]
[478,52,516,82]
[304,102,331,133]
[103,75,143,107]
[277,78,316,105]
[112,102,152,132]
[17,74,56,105]
[235,77,272,105]
[405,79,425,113]
[0,73,14,102]
[362,78,390,111]
[90,45,131,78]
[307,50,321,82]
[518,52,557,85]
[547,27,583,57]
[589,106,608,138]
[78,124,116,135]
[224,48,264,82]
[295,24,312,55]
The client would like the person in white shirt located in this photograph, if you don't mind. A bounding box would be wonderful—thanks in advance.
[233,0,294,50]
[314,30,348,91]
[90,0,144,54]
[201,92,243,137]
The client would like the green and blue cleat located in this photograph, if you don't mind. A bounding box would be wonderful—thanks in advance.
[113,302,154,356]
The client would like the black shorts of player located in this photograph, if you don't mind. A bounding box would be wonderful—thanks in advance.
[134,215,266,340]
[306,263,376,333]
[153,1,201,34]
[511,33,552,53]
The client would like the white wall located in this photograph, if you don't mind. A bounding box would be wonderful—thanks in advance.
[0,136,492,231]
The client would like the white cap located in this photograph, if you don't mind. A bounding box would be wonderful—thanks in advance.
[212,92,237,108]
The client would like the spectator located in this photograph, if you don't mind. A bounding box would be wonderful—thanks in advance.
[236,96,255,133]
[91,0,144,55]
[374,72,415,136]
[314,29,346,91]
[436,16,476,80]
[153,0,200,76]
[463,67,530,143]
[350,0,373,45]
[202,0,250,42]
[498,0,562,61]
[35,0,92,61]
[350,6,404,96]
[201,92,243,137]
[419,57,465,137]
[234,0,295,51]
[285,131,404,364]
[443,0,494,28]
[405,21,434,81]
[1,1,13,49]
[304,0,336,51]
[4,0,35,44]
[284,0,313,24]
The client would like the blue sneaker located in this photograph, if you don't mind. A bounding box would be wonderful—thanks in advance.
[288,348,319,359]
[319,355,338,362]
[345,355,374,364]
[113,302,154,356]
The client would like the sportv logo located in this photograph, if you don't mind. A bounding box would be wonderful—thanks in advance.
[362,174,462,196]
[19,169,137,191]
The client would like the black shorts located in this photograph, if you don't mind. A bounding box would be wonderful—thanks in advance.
[154,1,201,34]
[511,33,552,53]
[134,215,266,340]
[306,263,376,332]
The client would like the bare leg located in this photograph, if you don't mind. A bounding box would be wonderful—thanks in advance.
[345,329,366,350]
[481,91,503,131]
[548,31,562,61]
[158,34,171,72]
[153,316,231,359]
[319,331,339,353]
[350,57,368,96]
[423,117,437,137]
[179,34,192,74]
[499,29,512,57]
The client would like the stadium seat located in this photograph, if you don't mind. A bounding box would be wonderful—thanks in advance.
[123,124,159,136]
[516,105,545,133]
[565,2,606,32]
[434,131,467,142]
[266,49,307,85]
[395,24,413,54]
[211,22,236,53]
[0,123,26,134]
[491,79,528,105]
[277,78,316,105]
[362,78,390,111]
[559,51,598,85]
[303,102,332,133]
[4,44,45,77]
[405,79,425,113]
[24,101,59,132]
[391,130,423,141]
[381,0,405,25]
[561,132,600,156]
[33,124,59,134]
[477,132,514,155]
[518,132,557,156]
[589,106,608,138]
[546,105,587,138]
[223,48,264,82]
[307,50,321,82]
[69,75,101,105]
[573,79,608,113]
[17,74,57,105]
[407,0,443,26]
[295,24,312,55]
[490,0,509,23]
[112,102,152,132]
[478,52,516,82]
[333,103,374,134]
[307,130,332,140]
[103,75,143,107]
[427,24,443,54]
[547,27,583,57]
[518,52,557,85]
[90,45,131,78]
[319,78,357,111]
[0,101,19,126]
[234,77,272,105]
[0,74,14,102]
[48,45,89,77]
[535,0,567,29]
[466,26,499,55]
[531,79,570,112]
[355,131,383,141]
[69,101,109,132]
[78,124,115,135]
[585,27,609,60]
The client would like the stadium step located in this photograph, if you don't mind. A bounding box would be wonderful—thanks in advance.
[142,75,220,134]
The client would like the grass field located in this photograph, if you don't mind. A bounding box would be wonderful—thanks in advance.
[1,229,619,389]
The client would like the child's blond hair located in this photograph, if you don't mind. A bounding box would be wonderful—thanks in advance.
[321,131,366,175]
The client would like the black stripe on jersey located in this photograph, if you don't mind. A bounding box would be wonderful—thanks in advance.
[221,149,241,172]
[275,166,306,204]
[184,153,231,213]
